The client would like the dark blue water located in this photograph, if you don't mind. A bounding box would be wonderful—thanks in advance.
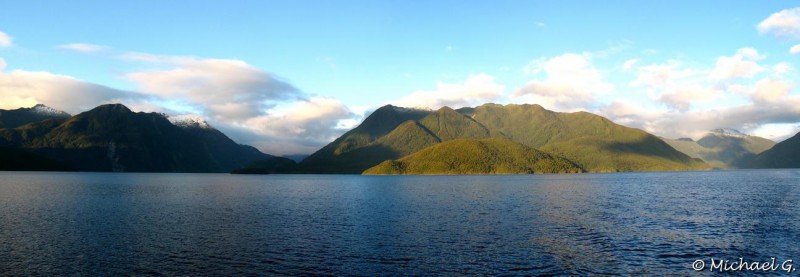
[1,170,799,275]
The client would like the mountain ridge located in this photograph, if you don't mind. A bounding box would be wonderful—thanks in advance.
[0,103,292,173]
[748,131,800,168]
[662,129,775,169]
[0,104,71,129]
[296,103,708,174]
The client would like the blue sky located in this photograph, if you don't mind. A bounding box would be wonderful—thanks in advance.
[1,1,799,155]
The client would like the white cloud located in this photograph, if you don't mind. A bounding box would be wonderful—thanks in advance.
[630,60,696,88]
[0,57,6,71]
[514,53,613,111]
[709,47,764,81]
[791,44,800,55]
[122,54,302,122]
[629,59,727,111]
[658,87,722,111]
[751,123,800,142]
[758,7,800,39]
[750,78,793,103]
[59,43,109,53]
[0,69,137,113]
[392,73,505,109]
[773,62,794,75]
[622,59,639,71]
[0,32,11,47]
[239,97,355,155]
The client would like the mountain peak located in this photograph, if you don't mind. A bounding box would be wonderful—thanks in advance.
[30,104,69,117]
[90,103,132,113]
[391,105,433,113]
[169,114,213,129]
[710,128,747,138]
[432,106,456,113]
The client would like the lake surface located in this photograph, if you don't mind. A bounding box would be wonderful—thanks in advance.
[1,170,799,275]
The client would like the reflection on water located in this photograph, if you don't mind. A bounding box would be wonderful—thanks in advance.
[1,170,799,275]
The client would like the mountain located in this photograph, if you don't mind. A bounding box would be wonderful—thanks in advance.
[748,131,800,168]
[298,103,708,174]
[363,138,583,175]
[299,105,431,173]
[0,104,292,172]
[0,104,70,129]
[467,104,707,172]
[662,129,776,169]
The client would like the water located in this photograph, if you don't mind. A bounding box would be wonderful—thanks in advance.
[1,170,799,275]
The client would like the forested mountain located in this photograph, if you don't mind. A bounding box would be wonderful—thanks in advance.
[748,131,800,168]
[363,138,583,175]
[297,103,708,174]
[0,104,292,172]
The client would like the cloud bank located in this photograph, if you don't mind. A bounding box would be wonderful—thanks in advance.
[391,74,505,110]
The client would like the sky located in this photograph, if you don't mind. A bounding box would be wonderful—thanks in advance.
[1,1,800,155]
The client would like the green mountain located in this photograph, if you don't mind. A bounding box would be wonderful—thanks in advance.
[297,103,708,174]
[662,129,776,169]
[748,131,800,168]
[363,138,583,175]
[0,104,71,129]
[0,104,292,172]
[299,105,431,173]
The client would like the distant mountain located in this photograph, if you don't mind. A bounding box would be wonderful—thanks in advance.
[363,138,583,175]
[282,154,309,163]
[748,131,800,168]
[0,104,70,129]
[662,129,776,169]
[297,103,708,174]
[0,104,292,172]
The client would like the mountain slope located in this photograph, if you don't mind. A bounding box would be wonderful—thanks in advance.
[301,103,708,174]
[363,138,583,175]
[748,132,800,168]
[0,104,70,129]
[299,105,431,173]
[0,104,290,172]
[418,106,490,141]
[662,129,776,169]
[468,104,708,172]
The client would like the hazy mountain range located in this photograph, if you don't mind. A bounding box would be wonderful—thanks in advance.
[1,103,799,174]
[661,129,776,169]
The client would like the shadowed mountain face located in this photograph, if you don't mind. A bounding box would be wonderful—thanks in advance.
[662,129,776,169]
[748,132,800,168]
[0,104,70,129]
[0,104,291,173]
[299,103,709,174]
